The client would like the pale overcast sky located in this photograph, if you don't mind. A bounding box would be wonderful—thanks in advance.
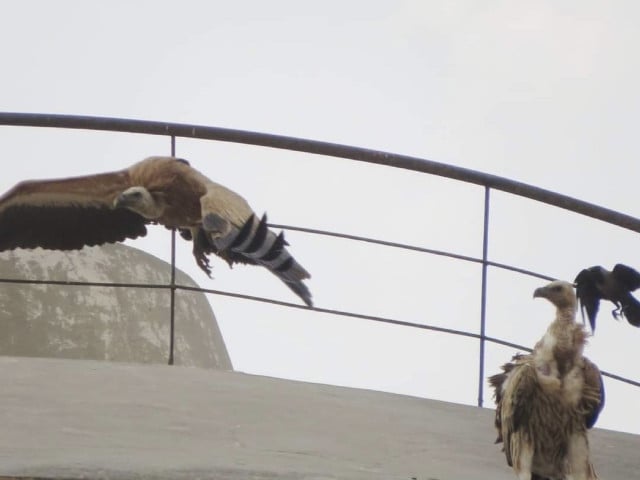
[1,1,640,435]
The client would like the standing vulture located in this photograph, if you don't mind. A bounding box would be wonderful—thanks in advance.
[574,263,640,332]
[0,156,312,306]
[489,280,604,480]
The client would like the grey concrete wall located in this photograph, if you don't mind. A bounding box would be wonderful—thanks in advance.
[0,356,637,480]
[0,244,231,370]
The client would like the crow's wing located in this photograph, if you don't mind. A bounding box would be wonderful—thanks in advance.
[574,269,601,332]
[612,263,640,291]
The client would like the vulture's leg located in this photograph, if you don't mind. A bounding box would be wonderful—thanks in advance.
[192,228,213,277]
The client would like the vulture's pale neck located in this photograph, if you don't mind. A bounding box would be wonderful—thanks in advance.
[535,300,583,367]
[546,301,579,344]
[553,303,577,324]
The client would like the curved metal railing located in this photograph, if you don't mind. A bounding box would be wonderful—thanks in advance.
[0,112,638,408]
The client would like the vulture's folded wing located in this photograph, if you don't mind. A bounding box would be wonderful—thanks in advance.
[582,357,605,429]
[500,362,539,467]
[488,353,532,444]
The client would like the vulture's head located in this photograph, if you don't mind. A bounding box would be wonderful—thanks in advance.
[114,186,161,219]
[533,280,577,310]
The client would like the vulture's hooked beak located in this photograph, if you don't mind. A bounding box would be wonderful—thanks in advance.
[533,286,546,299]
[113,193,129,209]
[114,190,142,209]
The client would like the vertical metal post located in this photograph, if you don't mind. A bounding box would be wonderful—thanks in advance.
[168,136,177,365]
[478,186,491,407]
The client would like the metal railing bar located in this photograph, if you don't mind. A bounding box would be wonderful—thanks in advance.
[0,276,573,348]
[271,223,558,282]
[177,283,485,340]
[181,284,640,388]
[1,112,639,234]
[1,114,638,392]
[480,336,640,388]
[602,371,640,388]
[483,335,532,352]
[0,252,559,291]
[0,277,169,289]
[0,274,636,387]
[0,275,482,342]
[268,223,483,264]
[169,228,176,365]
[485,261,556,282]
[168,135,177,365]
[478,187,490,407]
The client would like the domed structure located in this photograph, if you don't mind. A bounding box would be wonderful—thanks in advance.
[0,243,231,370]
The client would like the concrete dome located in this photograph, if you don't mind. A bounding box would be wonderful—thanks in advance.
[0,243,232,370]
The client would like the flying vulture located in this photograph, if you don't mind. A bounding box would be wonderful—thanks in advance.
[574,263,640,332]
[489,280,604,480]
[0,156,312,306]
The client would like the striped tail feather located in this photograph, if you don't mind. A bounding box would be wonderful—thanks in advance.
[204,213,313,307]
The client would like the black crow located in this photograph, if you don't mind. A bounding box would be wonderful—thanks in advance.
[574,263,640,332]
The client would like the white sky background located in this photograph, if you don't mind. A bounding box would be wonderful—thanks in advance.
[1,1,640,436]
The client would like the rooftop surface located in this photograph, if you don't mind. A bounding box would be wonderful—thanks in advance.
[1,356,637,479]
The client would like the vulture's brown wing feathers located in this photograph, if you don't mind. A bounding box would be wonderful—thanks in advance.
[488,353,530,444]
[582,358,605,429]
[0,170,148,251]
[500,363,539,468]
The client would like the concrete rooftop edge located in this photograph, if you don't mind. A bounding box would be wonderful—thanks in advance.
[0,356,637,480]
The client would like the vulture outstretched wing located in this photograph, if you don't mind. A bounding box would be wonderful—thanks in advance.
[0,156,313,307]
[0,170,147,251]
